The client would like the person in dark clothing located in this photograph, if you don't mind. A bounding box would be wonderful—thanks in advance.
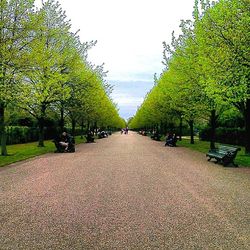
[171,133,177,146]
[165,133,177,147]
[53,131,75,152]
[165,133,172,146]
[125,127,129,134]
[86,130,95,143]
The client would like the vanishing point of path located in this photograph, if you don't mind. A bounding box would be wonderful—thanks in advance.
[1,132,250,249]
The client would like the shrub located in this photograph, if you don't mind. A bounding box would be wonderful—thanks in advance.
[199,127,245,146]
[6,126,84,145]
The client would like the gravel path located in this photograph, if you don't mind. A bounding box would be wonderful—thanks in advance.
[1,132,250,249]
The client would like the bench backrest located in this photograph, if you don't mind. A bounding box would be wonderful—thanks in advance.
[217,145,240,157]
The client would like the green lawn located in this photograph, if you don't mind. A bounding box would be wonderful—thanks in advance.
[0,136,86,167]
[2,136,249,168]
[177,138,250,167]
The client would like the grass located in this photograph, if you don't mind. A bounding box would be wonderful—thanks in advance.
[177,138,250,167]
[0,136,86,167]
[1,135,249,168]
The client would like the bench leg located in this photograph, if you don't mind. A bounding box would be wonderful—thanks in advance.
[232,161,239,167]
[222,160,238,167]
[207,157,219,164]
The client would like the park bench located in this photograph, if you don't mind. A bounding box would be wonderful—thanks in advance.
[165,134,178,147]
[151,133,161,141]
[53,135,75,153]
[98,131,108,139]
[85,132,95,143]
[206,145,241,167]
[138,130,147,136]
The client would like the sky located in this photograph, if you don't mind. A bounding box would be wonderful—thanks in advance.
[36,0,195,120]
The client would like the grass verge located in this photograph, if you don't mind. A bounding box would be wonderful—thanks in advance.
[177,138,250,167]
[0,136,86,167]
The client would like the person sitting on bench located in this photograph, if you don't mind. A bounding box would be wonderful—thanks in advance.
[59,131,70,151]
[53,131,75,152]
[165,133,177,147]
[86,130,95,143]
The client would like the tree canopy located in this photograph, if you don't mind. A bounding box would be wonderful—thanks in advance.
[130,0,250,153]
[0,0,125,154]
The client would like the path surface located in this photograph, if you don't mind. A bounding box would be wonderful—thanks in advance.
[1,132,250,249]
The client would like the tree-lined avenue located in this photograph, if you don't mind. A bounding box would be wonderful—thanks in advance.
[1,132,249,249]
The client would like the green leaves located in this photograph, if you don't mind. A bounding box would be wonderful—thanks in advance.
[1,0,124,151]
[131,0,249,140]
[195,0,250,104]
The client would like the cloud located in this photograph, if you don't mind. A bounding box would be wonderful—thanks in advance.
[46,0,194,82]
[113,94,144,106]
[110,80,153,119]
[35,0,195,119]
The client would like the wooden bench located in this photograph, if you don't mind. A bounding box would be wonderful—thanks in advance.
[85,133,95,143]
[151,133,161,141]
[206,145,241,167]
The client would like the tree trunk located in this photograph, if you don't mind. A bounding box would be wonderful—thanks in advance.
[179,116,183,141]
[59,104,64,133]
[38,104,46,147]
[210,109,217,150]
[71,118,76,136]
[80,119,84,139]
[162,122,167,135]
[245,98,250,155]
[87,121,90,132]
[38,118,45,147]
[189,119,194,144]
[0,103,7,155]
[160,122,163,134]
[94,121,97,133]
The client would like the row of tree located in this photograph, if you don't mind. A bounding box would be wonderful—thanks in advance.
[0,0,125,155]
[129,0,250,154]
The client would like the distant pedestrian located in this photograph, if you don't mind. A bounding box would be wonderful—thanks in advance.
[125,127,129,134]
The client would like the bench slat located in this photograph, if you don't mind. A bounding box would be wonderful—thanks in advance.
[206,145,240,167]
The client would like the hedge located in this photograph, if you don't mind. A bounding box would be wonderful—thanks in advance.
[6,126,85,145]
[199,127,245,146]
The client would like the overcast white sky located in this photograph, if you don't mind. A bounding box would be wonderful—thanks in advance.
[36,0,195,119]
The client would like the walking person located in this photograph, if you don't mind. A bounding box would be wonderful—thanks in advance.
[125,127,129,134]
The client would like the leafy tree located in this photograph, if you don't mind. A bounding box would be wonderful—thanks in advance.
[0,0,35,155]
[132,0,249,154]
[195,0,250,153]
[19,0,75,146]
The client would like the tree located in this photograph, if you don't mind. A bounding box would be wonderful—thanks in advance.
[195,0,250,153]
[0,0,35,155]
[19,0,74,146]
